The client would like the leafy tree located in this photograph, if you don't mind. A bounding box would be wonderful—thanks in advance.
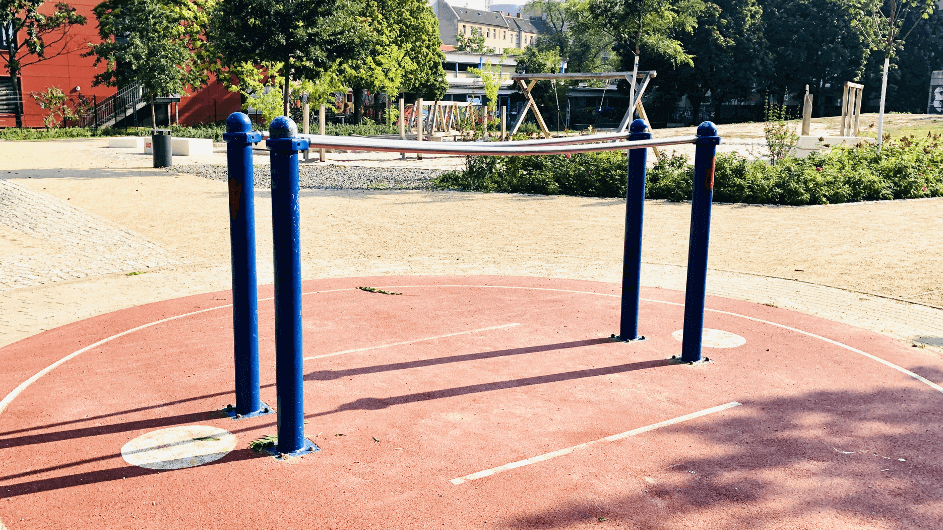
[853,0,938,144]
[456,28,494,53]
[30,85,78,128]
[0,0,87,127]
[524,0,616,74]
[860,6,942,112]
[652,0,767,123]
[88,0,209,131]
[209,0,370,117]
[590,0,703,68]
[341,0,446,123]
[757,0,870,112]
[468,59,506,133]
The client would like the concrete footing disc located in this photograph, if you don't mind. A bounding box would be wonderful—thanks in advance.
[121,426,237,470]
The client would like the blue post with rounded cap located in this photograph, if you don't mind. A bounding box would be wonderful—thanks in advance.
[681,121,721,363]
[617,118,651,341]
[222,112,270,419]
[267,116,317,457]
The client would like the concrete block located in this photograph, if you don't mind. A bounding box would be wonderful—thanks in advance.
[109,137,144,149]
[171,138,213,156]
[795,135,875,158]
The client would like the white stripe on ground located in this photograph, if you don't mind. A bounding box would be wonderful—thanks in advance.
[450,401,742,485]
[379,284,943,395]
[303,323,521,361]
[0,287,348,417]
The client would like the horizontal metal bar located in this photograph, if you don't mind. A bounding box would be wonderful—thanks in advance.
[510,71,657,81]
[296,134,698,156]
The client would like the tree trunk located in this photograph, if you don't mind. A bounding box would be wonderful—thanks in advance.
[283,79,290,119]
[9,63,23,128]
[688,93,705,126]
[353,85,364,125]
[150,99,156,133]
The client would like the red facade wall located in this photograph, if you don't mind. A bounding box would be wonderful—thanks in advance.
[0,0,240,128]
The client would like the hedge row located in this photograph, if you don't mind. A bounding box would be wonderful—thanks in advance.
[434,133,943,205]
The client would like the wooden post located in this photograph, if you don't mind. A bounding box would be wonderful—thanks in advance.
[399,98,406,160]
[302,99,310,161]
[319,104,326,162]
[840,83,851,136]
[501,106,507,140]
[633,101,662,161]
[416,98,423,160]
[852,86,863,137]
[801,85,813,136]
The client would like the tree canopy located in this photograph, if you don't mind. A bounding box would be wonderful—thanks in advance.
[1,0,87,126]
[87,0,212,130]
[209,0,371,115]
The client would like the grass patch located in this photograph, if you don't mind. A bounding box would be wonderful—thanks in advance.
[249,434,278,453]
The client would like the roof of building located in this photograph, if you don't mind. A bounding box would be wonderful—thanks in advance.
[508,16,547,34]
[451,6,510,28]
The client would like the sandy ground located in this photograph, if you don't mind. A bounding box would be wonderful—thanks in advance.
[1,115,942,350]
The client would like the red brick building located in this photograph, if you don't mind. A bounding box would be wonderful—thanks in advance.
[1,0,239,128]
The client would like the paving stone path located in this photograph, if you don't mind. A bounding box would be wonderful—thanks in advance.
[0,178,186,292]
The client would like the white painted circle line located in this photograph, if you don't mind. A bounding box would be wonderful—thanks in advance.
[379,284,943,395]
[451,401,741,484]
[0,288,348,418]
[672,328,747,348]
[121,426,236,470]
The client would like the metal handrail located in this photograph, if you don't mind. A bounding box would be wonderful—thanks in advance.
[295,133,698,156]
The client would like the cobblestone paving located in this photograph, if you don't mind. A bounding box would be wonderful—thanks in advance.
[0,178,186,292]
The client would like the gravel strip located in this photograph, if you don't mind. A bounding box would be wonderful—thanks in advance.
[174,163,448,190]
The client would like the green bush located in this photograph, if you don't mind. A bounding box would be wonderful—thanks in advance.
[434,132,943,205]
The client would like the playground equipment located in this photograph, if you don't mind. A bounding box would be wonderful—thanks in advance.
[509,71,657,138]
[405,100,486,139]
[223,113,720,456]
[796,81,874,157]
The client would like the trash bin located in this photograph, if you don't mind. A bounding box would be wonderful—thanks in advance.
[152,129,172,168]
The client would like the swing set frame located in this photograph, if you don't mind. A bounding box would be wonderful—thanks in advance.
[509,71,657,138]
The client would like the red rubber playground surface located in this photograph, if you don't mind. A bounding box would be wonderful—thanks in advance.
[1,275,942,529]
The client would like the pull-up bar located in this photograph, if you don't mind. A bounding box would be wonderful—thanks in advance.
[223,113,720,457]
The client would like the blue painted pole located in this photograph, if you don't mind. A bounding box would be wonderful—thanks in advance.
[681,122,721,363]
[618,118,651,341]
[267,116,315,456]
[222,112,267,418]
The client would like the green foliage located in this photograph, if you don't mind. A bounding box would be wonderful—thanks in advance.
[0,0,87,126]
[209,0,370,113]
[763,103,799,163]
[468,60,506,132]
[436,133,943,205]
[88,0,210,131]
[525,0,617,73]
[30,86,78,129]
[323,120,398,136]
[593,0,703,66]
[455,28,494,53]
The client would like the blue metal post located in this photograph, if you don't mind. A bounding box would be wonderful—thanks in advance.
[222,112,270,419]
[681,122,721,363]
[267,116,317,457]
[617,119,651,341]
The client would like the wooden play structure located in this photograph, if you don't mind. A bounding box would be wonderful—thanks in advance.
[796,81,873,157]
[404,100,485,138]
[509,71,657,138]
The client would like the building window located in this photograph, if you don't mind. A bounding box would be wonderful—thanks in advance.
[486,29,490,38]
[0,22,12,48]
[462,25,466,34]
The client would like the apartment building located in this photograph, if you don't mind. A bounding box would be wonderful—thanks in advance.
[435,0,545,54]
